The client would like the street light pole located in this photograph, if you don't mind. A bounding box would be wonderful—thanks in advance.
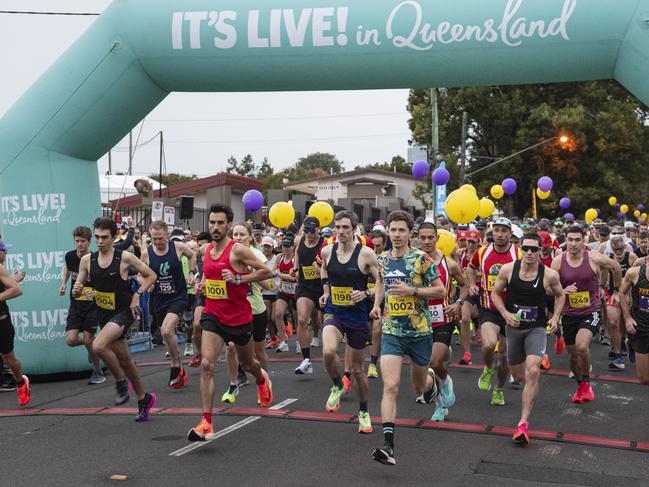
[459,111,468,185]
[431,88,439,216]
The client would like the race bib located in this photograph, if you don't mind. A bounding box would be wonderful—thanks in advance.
[205,279,228,300]
[331,286,353,306]
[428,304,445,324]
[568,291,590,309]
[639,295,649,313]
[513,305,538,322]
[75,286,93,301]
[387,295,415,317]
[487,275,498,291]
[157,278,176,295]
[94,291,116,311]
[281,281,296,295]
[302,266,318,280]
[368,282,375,290]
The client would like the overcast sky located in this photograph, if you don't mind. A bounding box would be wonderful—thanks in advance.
[0,0,412,180]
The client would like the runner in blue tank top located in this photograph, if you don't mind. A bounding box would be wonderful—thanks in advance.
[319,210,378,434]
[141,220,197,390]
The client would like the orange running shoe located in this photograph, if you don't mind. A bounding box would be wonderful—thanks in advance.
[285,322,294,337]
[17,375,31,407]
[512,422,529,446]
[170,367,188,389]
[459,352,472,365]
[187,418,215,441]
[188,353,201,368]
[540,355,551,370]
[257,369,273,408]
[342,374,352,394]
[571,382,585,404]
[581,382,594,402]
[555,336,565,355]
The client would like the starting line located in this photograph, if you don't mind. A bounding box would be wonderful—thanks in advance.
[2,404,647,454]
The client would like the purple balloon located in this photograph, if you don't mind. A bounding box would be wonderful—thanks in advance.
[559,197,571,209]
[242,189,264,212]
[537,176,553,193]
[412,160,430,180]
[431,167,450,186]
[564,213,575,220]
[596,208,601,216]
[618,212,626,219]
[614,203,621,211]
[502,178,517,195]
[638,204,645,212]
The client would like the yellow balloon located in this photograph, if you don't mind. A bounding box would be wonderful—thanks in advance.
[585,208,598,224]
[643,213,648,220]
[536,188,551,200]
[490,184,504,200]
[608,196,617,206]
[446,188,480,224]
[436,229,456,257]
[635,210,641,218]
[308,201,334,226]
[478,197,495,218]
[269,202,295,228]
[620,204,629,214]
[461,184,477,194]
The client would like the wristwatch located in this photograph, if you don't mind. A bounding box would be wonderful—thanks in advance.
[412,286,419,296]
[457,298,464,306]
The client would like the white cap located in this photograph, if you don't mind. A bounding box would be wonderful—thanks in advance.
[372,224,386,233]
[624,221,637,229]
[512,225,524,239]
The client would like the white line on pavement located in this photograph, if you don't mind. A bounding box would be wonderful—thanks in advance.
[169,398,298,457]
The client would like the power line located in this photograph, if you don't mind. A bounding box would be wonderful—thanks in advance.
[0,11,100,16]
[147,112,406,123]
[163,133,410,146]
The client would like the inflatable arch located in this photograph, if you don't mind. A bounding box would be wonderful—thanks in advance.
[1,0,649,374]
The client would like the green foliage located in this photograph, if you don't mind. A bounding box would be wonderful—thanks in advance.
[407,81,649,218]
[297,152,344,174]
[149,173,197,186]
[356,155,410,175]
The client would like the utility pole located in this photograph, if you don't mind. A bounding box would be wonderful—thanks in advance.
[431,88,439,215]
[128,131,133,176]
[108,149,112,175]
[459,111,468,185]
[158,131,163,194]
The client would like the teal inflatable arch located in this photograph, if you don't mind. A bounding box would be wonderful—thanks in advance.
[2,0,649,375]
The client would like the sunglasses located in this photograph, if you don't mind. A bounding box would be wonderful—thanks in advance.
[521,245,540,253]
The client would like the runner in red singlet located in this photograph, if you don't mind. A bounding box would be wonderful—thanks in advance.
[187,205,274,441]
[459,230,480,364]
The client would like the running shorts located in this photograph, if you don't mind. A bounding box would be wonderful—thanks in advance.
[200,314,252,347]
[506,326,547,365]
[323,314,370,350]
[561,312,601,346]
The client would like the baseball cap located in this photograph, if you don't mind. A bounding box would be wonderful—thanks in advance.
[511,225,524,239]
[538,231,552,248]
[493,217,512,229]
[476,219,488,230]
[282,236,295,246]
[456,230,467,240]
[466,230,480,242]
[321,227,333,237]
[598,225,610,236]
[303,216,319,232]
[261,236,275,247]
[554,219,564,227]
[0,241,13,251]
[372,224,386,233]
[625,221,637,229]
[170,229,184,241]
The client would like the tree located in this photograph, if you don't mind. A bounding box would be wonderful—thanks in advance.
[149,173,197,187]
[407,82,649,218]
[297,152,344,174]
[355,155,410,175]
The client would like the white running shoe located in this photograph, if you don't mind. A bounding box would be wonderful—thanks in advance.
[294,358,313,375]
[310,337,320,348]
[276,341,289,353]
[165,351,170,359]
[296,342,302,354]
[184,343,194,357]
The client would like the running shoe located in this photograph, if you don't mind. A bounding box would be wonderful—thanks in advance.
[367,363,379,379]
[609,357,625,370]
[294,358,313,375]
[342,374,352,394]
[276,341,289,353]
[540,355,551,370]
[135,392,157,422]
[372,445,396,466]
[310,337,320,348]
[326,385,344,412]
[285,323,294,337]
[430,404,448,422]
[439,375,455,408]
[508,374,521,388]
[571,383,584,404]
[165,351,170,359]
[628,339,636,364]
[600,335,611,346]
[459,352,472,365]
[265,336,280,349]
[0,377,16,392]
[358,411,373,433]
[478,367,494,391]
[187,418,215,441]
[581,382,594,402]
[512,422,529,446]
[188,353,201,368]
[490,387,505,406]
[608,350,616,360]
[17,375,31,407]
[88,369,106,385]
[170,367,188,389]
[184,342,194,357]
[237,370,250,387]
[257,369,273,408]
[555,336,565,355]
[295,342,302,354]
[221,384,239,404]
[418,369,439,404]
[115,380,131,406]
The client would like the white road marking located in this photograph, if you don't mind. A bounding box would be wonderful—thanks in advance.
[169,398,297,457]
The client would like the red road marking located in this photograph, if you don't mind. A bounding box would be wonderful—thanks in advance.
[2,405,645,453]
